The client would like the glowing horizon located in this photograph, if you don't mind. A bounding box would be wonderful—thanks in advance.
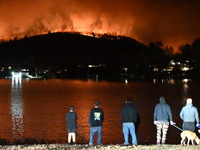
[0,0,200,52]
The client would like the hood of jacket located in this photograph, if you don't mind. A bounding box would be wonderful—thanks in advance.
[124,103,132,107]
[185,103,193,108]
[159,96,166,103]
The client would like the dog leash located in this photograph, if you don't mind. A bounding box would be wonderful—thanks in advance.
[172,124,184,131]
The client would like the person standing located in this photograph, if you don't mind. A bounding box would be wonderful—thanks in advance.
[66,106,77,145]
[88,101,104,146]
[180,98,199,132]
[121,98,138,146]
[154,96,174,145]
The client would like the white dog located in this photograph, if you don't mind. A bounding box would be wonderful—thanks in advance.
[180,130,200,145]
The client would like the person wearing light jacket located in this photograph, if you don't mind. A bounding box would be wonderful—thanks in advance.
[154,96,174,145]
[180,98,199,132]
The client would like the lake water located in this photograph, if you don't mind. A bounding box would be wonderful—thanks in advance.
[0,78,200,145]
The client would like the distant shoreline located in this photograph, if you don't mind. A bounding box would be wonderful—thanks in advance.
[0,144,200,150]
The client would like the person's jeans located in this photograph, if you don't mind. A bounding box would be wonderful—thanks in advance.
[89,126,102,145]
[123,122,138,145]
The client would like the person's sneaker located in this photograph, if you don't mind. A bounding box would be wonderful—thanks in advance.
[84,144,89,148]
[123,142,130,146]
[89,144,94,147]
[96,144,103,148]
[156,142,161,145]
[71,142,76,145]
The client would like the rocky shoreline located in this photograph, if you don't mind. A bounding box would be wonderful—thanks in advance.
[0,144,200,150]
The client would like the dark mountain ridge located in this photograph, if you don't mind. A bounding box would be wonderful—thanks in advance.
[0,32,148,68]
[2,32,200,79]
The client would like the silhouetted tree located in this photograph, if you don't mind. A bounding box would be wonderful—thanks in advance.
[179,43,193,61]
[24,35,28,39]
[148,41,165,56]
[164,46,174,56]
[192,38,200,65]
[147,41,167,68]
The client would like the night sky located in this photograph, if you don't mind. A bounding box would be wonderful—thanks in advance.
[0,0,200,52]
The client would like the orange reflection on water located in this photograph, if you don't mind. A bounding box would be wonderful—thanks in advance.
[11,77,24,141]
[0,79,198,144]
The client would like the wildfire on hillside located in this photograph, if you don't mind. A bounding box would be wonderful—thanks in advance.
[0,0,200,52]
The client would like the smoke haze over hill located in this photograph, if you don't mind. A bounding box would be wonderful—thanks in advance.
[0,0,200,51]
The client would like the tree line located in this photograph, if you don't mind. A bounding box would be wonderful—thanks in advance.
[0,32,200,79]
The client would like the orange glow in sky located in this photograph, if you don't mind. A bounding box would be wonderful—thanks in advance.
[0,0,200,52]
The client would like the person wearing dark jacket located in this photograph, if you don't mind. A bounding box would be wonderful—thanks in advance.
[121,98,138,145]
[154,96,174,145]
[88,101,104,145]
[66,106,77,145]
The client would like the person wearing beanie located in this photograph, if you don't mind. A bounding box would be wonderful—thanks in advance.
[121,98,138,146]
[88,101,104,146]
[66,106,77,145]
[180,98,199,132]
[154,96,174,145]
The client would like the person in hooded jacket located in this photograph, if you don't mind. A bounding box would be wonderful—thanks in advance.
[121,98,138,145]
[180,98,199,132]
[154,96,174,145]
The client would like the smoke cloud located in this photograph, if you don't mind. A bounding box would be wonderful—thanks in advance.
[0,0,200,51]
